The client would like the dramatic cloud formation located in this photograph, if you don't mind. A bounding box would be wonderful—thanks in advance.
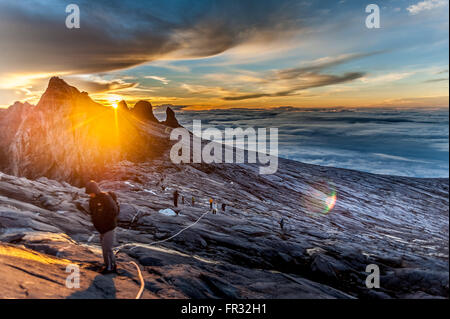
[221,53,375,100]
[275,53,379,80]
[223,73,365,101]
[0,0,304,76]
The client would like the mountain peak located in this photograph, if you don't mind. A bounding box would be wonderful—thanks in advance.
[161,106,181,128]
[118,100,129,111]
[45,77,79,94]
[48,76,68,87]
[36,77,87,110]
[131,100,159,123]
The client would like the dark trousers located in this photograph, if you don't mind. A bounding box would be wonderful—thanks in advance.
[100,229,116,270]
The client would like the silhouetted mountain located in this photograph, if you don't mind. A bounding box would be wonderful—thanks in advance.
[0,77,177,185]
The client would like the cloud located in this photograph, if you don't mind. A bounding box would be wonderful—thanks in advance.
[181,55,369,102]
[370,96,449,108]
[0,0,311,106]
[360,72,414,84]
[144,76,170,85]
[407,0,448,15]
[223,72,364,101]
[66,76,138,93]
[180,84,236,96]
[0,1,305,76]
[171,107,449,177]
[424,78,449,83]
[275,52,380,80]
[220,52,374,101]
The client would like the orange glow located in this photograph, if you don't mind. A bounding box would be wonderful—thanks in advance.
[0,245,72,265]
[107,94,122,109]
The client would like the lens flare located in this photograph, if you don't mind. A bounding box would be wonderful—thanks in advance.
[301,181,337,215]
[323,190,337,214]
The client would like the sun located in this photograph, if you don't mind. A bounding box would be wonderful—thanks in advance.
[107,95,122,109]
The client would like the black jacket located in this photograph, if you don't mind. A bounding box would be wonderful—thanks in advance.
[89,191,119,234]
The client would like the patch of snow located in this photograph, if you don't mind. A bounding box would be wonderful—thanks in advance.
[143,189,157,195]
[158,208,177,216]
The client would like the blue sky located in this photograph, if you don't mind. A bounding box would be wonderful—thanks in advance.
[0,0,448,108]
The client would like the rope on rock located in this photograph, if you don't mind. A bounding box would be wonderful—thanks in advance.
[129,261,145,299]
[115,210,210,254]
[115,210,210,298]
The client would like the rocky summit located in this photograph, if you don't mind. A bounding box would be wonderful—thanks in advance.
[0,78,448,299]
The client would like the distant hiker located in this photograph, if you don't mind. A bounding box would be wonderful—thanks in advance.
[212,202,218,215]
[192,196,195,207]
[173,190,179,207]
[221,203,226,212]
[209,198,213,210]
[181,196,185,205]
[85,180,119,274]
[279,218,285,231]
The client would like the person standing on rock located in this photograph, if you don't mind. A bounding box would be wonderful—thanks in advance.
[85,180,119,274]
[192,196,195,207]
[279,218,285,231]
[209,198,213,210]
[173,189,179,207]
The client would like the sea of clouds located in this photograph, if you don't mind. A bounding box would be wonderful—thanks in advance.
[154,107,449,178]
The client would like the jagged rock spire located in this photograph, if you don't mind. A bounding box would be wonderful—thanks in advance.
[118,100,129,112]
[131,100,159,123]
[36,77,102,112]
[162,106,180,128]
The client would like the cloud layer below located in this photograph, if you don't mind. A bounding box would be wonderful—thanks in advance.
[162,106,449,178]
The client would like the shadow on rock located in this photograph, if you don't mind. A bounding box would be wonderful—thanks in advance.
[68,274,117,299]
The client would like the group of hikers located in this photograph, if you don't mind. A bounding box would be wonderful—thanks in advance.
[172,189,226,214]
[84,180,232,274]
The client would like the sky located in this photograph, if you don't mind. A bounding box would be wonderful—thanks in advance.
[0,0,448,109]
